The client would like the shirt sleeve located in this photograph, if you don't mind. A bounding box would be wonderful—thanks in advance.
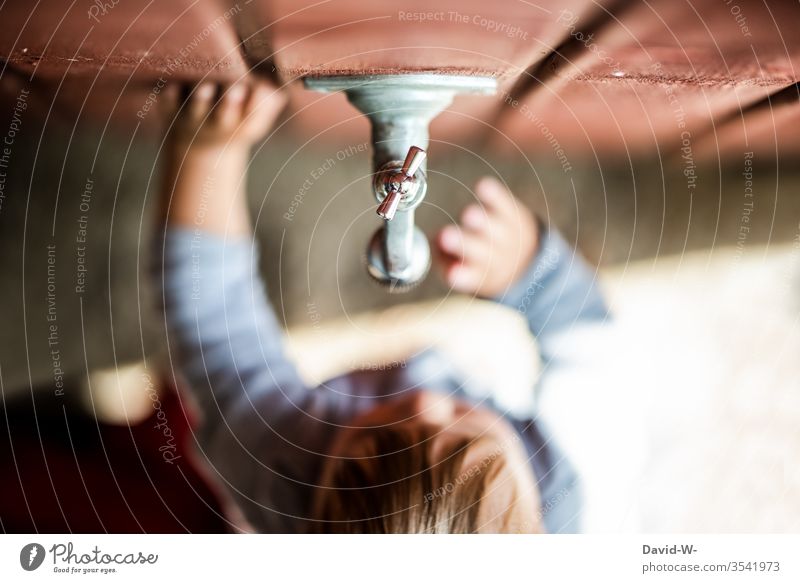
[494,225,610,373]
[153,226,306,410]
[151,226,314,516]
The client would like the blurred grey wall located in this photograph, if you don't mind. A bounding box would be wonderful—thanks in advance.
[1,112,799,396]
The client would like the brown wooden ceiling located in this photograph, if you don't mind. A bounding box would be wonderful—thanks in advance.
[1,0,798,157]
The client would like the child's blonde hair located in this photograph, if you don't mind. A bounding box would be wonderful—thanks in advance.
[313,424,541,533]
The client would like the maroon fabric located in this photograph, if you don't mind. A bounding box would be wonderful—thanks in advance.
[0,379,228,533]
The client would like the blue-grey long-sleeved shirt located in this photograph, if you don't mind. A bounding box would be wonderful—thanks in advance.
[154,224,608,533]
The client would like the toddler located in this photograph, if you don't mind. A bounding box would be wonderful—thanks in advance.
[154,77,608,533]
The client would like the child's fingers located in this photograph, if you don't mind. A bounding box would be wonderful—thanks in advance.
[437,225,466,259]
[437,225,491,264]
[434,232,484,294]
[460,204,489,233]
[244,80,270,116]
[160,84,180,114]
[445,262,483,293]
[433,243,458,278]
[158,84,182,127]
[436,225,459,256]
[215,83,247,129]
[475,176,519,219]
[244,78,286,122]
[188,83,216,123]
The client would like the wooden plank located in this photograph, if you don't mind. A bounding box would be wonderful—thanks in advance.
[258,0,594,79]
[0,0,246,80]
[492,0,800,155]
[696,84,800,157]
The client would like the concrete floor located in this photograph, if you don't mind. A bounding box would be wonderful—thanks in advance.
[1,113,799,398]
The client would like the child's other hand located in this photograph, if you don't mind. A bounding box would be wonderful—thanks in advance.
[435,177,540,298]
[168,79,286,150]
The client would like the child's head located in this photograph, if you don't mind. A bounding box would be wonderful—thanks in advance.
[313,391,542,533]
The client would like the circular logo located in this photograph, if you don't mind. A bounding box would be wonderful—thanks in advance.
[20,543,46,571]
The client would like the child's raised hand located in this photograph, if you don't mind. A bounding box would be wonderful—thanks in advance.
[435,177,540,298]
[167,79,286,150]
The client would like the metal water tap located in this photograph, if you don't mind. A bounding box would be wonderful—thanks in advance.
[375,146,427,221]
[303,74,497,292]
